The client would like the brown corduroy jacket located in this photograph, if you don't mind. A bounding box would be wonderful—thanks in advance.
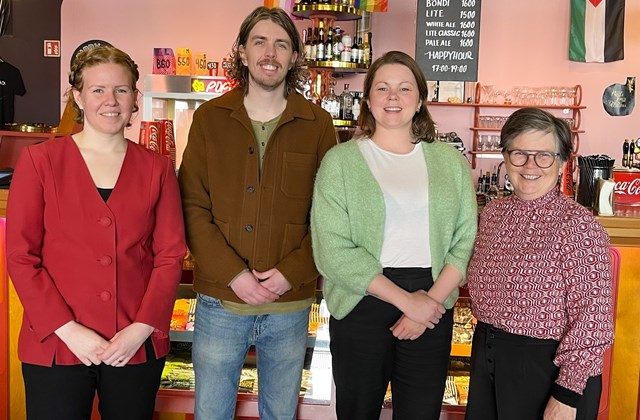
[179,88,337,303]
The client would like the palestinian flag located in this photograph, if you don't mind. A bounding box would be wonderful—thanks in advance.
[569,0,625,62]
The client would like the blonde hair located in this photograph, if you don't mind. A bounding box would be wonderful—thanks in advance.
[65,45,139,125]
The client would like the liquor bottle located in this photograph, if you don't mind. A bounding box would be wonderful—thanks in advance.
[310,27,318,61]
[333,26,342,61]
[352,92,361,122]
[483,171,491,193]
[362,33,370,66]
[350,36,360,64]
[339,83,354,120]
[340,33,352,63]
[476,175,487,207]
[304,28,312,61]
[630,139,637,168]
[325,24,334,62]
[321,83,341,119]
[623,139,630,168]
[367,31,373,65]
[487,167,499,200]
[317,20,325,61]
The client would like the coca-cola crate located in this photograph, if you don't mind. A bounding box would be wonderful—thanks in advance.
[613,169,640,206]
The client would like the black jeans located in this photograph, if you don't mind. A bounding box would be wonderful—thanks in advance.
[330,267,453,420]
[465,321,602,420]
[22,339,165,420]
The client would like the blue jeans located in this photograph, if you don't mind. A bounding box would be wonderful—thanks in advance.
[193,294,310,420]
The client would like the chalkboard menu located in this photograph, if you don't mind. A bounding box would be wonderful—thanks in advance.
[415,0,482,82]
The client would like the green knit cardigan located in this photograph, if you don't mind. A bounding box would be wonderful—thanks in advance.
[311,138,478,320]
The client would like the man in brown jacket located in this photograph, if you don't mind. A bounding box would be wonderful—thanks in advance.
[178,6,336,420]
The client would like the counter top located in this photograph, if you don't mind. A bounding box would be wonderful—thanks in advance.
[596,210,640,246]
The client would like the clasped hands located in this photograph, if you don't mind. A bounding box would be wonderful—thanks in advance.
[230,268,292,305]
[55,320,154,367]
[391,290,445,341]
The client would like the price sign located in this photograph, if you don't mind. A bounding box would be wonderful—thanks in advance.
[415,0,482,82]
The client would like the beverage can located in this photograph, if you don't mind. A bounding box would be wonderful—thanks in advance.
[221,57,233,78]
[156,119,176,170]
[139,121,161,153]
[207,61,219,76]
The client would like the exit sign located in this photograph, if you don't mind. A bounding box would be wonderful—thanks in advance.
[44,40,61,57]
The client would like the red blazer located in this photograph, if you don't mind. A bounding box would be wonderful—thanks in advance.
[7,136,186,366]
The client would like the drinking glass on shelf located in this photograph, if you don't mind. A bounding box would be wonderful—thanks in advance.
[512,87,522,105]
[478,135,487,151]
[481,85,495,104]
[566,86,577,106]
[527,88,538,106]
[489,135,500,151]
[536,87,549,106]
[548,86,559,106]
[559,87,569,106]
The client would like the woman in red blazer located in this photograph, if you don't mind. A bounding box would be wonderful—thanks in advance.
[6,46,186,419]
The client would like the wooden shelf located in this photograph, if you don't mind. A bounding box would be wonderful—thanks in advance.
[305,60,369,72]
[468,83,584,169]
[427,101,476,107]
[472,103,586,110]
[332,119,356,127]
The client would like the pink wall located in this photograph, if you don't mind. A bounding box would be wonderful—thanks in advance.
[61,0,640,166]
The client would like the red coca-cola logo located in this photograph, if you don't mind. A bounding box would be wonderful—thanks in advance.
[614,178,640,196]
[613,170,640,205]
[148,124,160,153]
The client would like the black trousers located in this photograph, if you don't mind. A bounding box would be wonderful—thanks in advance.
[330,267,454,420]
[22,339,165,420]
[465,322,602,420]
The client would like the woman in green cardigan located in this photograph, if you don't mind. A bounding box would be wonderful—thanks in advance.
[311,51,477,420]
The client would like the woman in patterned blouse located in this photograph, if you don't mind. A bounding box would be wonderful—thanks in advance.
[465,107,613,420]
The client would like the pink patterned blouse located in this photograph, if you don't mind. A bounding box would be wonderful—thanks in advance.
[467,188,614,395]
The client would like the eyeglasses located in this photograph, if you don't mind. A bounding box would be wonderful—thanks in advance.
[506,150,560,168]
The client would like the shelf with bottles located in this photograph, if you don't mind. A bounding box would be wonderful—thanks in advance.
[317,79,362,130]
[300,21,371,71]
[292,3,363,21]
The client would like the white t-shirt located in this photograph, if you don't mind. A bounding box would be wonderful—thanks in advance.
[358,139,431,268]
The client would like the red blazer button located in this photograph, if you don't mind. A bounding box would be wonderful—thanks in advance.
[99,255,113,266]
[99,291,112,301]
[98,216,112,227]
